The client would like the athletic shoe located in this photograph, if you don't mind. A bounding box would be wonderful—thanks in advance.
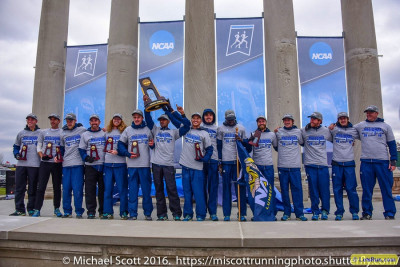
[145,215,153,221]
[87,214,96,219]
[32,210,40,217]
[196,217,205,221]
[223,216,230,221]
[62,213,72,218]
[101,213,114,220]
[28,210,35,217]
[157,215,168,221]
[360,214,372,220]
[311,214,319,221]
[120,212,129,220]
[54,208,63,217]
[239,216,247,222]
[321,210,328,220]
[385,216,395,220]
[182,215,193,221]
[281,215,291,221]
[352,213,359,220]
[128,216,137,220]
[296,215,308,221]
[335,215,343,221]
[76,214,83,219]
[173,216,181,221]
[9,211,26,216]
[210,214,219,221]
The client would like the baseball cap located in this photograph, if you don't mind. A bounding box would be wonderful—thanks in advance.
[26,113,38,120]
[132,109,143,117]
[191,112,202,118]
[158,114,169,121]
[256,115,267,121]
[337,112,349,119]
[113,113,123,119]
[225,109,236,120]
[64,113,76,120]
[48,113,60,120]
[282,114,294,120]
[89,114,100,120]
[364,105,379,113]
[308,111,323,120]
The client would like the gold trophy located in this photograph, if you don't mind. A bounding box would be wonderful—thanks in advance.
[139,77,169,112]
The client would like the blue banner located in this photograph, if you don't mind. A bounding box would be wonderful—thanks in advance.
[64,44,108,127]
[297,37,348,127]
[216,18,265,135]
[138,21,184,166]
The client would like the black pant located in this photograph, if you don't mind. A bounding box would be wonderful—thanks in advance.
[15,166,39,213]
[34,161,63,211]
[85,165,104,215]
[152,164,182,217]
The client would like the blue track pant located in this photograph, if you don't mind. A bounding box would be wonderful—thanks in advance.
[222,163,246,217]
[127,167,153,217]
[62,165,84,215]
[204,161,219,216]
[103,165,128,216]
[360,161,396,217]
[182,166,206,219]
[305,165,330,215]
[332,164,359,215]
[278,168,304,218]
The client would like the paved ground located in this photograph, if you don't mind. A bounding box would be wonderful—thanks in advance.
[0,195,398,221]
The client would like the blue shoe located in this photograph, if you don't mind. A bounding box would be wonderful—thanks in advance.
[335,214,343,221]
[87,214,96,219]
[239,216,247,222]
[210,214,219,221]
[182,215,193,221]
[196,217,205,221]
[32,210,40,217]
[281,215,291,221]
[296,215,308,221]
[28,210,35,217]
[101,213,114,220]
[352,213,359,220]
[173,216,181,221]
[54,208,63,217]
[120,212,129,220]
[312,214,319,221]
[321,210,328,220]
[223,216,230,221]
[157,215,168,221]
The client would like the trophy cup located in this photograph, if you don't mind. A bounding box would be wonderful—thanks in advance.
[90,144,100,160]
[55,146,63,162]
[20,144,28,160]
[194,143,203,160]
[131,141,140,157]
[139,77,169,112]
[104,137,113,152]
[43,142,53,158]
[249,130,261,147]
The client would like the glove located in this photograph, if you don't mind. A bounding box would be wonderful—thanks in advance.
[41,155,52,161]
[85,156,95,163]
[15,153,21,160]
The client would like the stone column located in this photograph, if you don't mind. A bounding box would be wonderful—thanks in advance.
[105,0,139,122]
[341,0,382,189]
[184,0,216,116]
[32,0,70,123]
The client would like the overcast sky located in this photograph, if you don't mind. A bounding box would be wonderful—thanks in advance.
[0,0,399,163]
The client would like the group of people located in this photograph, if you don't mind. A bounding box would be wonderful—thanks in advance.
[11,102,397,221]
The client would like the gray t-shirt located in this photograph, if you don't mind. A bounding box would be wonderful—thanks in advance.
[79,130,106,166]
[151,126,180,167]
[60,126,86,167]
[201,123,218,161]
[251,130,277,166]
[179,128,212,170]
[14,128,41,167]
[354,120,396,161]
[330,126,359,162]
[105,129,127,164]
[301,126,332,166]
[276,127,304,168]
[120,126,153,168]
[38,128,62,163]
[217,124,247,162]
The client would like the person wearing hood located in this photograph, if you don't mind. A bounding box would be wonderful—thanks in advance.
[10,113,41,216]
[246,115,278,219]
[118,109,154,221]
[32,113,63,218]
[201,109,219,221]
[79,114,106,219]
[354,105,397,220]
[59,113,86,218]
[179,113,213,221]
[217,110,248,221]
[329,112,360,221]
[275,114,307,221]
[301,111,333,221]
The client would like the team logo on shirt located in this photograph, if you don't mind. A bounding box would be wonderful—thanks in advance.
[279,136,298,146]
[89,137,106,146]
[65,135,81,147]
[205,128,217,139]
[44,136,61,146]
[21,136,38,145]
[361,127,384,137]
[74,49,98,77]
[185,133,201,144]
[226,25,254,56]
[307,136,325,146]
[334,133,354,144]
[129,134,148,144]
[254,139,272,150]
[156,132,173,143]
[223,133,236,143]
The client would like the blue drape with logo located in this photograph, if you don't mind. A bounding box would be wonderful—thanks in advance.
[64,44,108,127]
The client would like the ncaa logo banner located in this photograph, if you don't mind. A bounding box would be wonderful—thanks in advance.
[297,37,348,128]
[64,44,108,127]
[216,18,265,136]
